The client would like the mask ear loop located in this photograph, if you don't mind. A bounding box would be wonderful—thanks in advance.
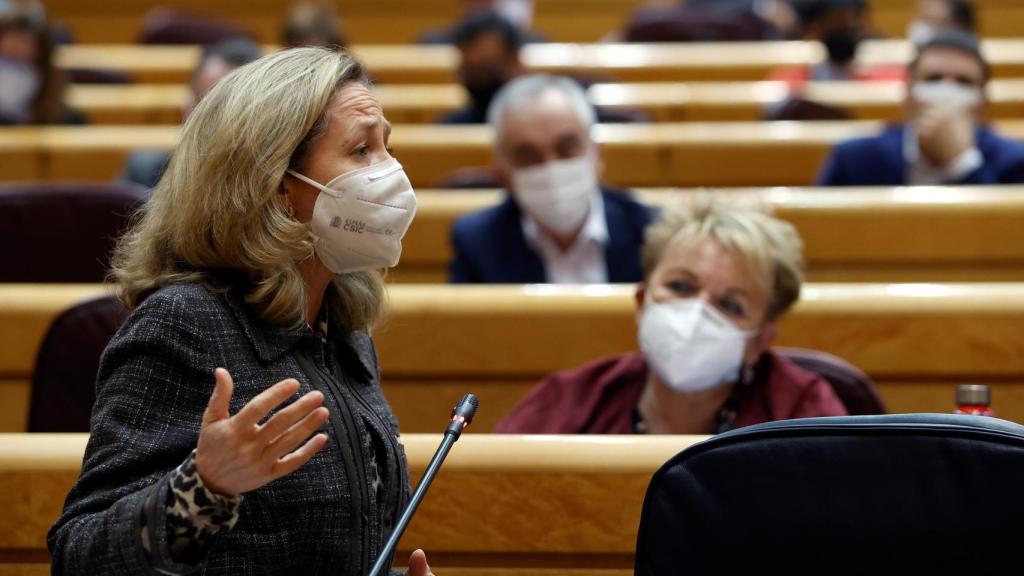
[279,176,297,218]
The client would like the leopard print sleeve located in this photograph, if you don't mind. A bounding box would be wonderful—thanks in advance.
[151,450,243,565]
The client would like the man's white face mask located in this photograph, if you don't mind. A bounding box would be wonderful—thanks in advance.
[638,297,753,394]
[912,80,982,113]
[287,158,418,274]
[511,154,598,237]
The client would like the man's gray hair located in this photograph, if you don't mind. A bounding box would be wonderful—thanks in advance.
[486,73,598,137]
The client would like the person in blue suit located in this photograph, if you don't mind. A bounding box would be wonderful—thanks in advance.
[449,74,654,283]
[817,29,1024,186]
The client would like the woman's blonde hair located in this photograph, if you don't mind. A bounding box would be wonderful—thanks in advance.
[641,196,805,322]
[111,47,383,333]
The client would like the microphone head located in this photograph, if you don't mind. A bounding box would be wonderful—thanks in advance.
[447,393,479,437]
[452,393,479,424]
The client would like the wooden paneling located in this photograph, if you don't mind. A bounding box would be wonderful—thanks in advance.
[10,120,1024,186]
[65,79,1024,125]
[53,40,1024,85]
[4,283,1024,433]
[0,433,702,573]
[394,186,1024,284]
[41,1,1024,43]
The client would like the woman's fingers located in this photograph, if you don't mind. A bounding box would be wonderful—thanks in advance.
[264,406,330,461]
[202,368,235,425]
[407,549,433,576]
[234,378,301,430]
[272,432,329,478]
[197,374,332,495]
[256,390,325,442]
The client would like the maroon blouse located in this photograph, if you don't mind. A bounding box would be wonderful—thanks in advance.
[495,350,848,434]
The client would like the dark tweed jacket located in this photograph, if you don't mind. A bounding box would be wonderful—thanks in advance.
[48,280,410,575]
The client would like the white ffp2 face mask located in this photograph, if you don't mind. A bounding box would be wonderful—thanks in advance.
[638,298,751,394]
[912,81,982,112]
[0,58,39,123]
[511,155,598,237]
[287,157,417,274]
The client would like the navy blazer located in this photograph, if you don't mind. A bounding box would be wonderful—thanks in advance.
[449,187,655,283]
[816,124,1024,186]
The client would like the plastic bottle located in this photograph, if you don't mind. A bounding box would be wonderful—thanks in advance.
[954,384,995,417]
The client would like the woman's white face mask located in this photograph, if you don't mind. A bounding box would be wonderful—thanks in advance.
[287,157,417,274]
[638,297,753,394]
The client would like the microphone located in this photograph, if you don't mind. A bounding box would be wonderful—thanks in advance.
[368,393,479,576]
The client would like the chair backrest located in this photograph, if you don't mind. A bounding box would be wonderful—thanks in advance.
[138,7,253,45]
[635,414,1024,574]
[624,6,770,43]
[437,166,503,189]
[63,68,135,84]
[0,181,148,282]
[777,347,886,415]
[28,295,129,432]
[763,96,852,121]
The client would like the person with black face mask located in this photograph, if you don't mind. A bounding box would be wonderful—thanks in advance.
[439,10,525,124]
[770,0,903,83]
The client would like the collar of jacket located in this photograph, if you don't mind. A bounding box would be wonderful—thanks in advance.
[219,282,375,379]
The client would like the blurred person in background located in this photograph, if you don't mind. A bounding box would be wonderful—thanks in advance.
[817,30,1024,186]
[449,74,653,283]
[421,0,545,44]
[281,0,347,49]
[771,0,902,83]
[121,38,262,188]
[439,10,525,124]
[0,10,81,124]
[907,0,975,45]
[497,198,847,434]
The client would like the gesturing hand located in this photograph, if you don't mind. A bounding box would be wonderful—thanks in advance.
[195,368,330,497]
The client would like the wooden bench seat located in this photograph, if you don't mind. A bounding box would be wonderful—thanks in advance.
[0,432,702,574]
[54,39,1024,85]
[6,120,1024,186]
[65,79,1024,125]
[4,283,1024,433]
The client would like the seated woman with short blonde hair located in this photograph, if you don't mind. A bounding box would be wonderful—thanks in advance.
[497,198,848,434]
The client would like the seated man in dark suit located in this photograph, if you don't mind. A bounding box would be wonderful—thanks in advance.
[449,74,654,283]
[817,29,1024,186]
[120,38,261,188]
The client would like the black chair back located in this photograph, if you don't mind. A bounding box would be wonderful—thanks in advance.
[28,296,129,432]
[139,8,253,45]
[777,347,886,415]
[636,414,1024,574]
[624,6,770,42]
[0,181,148,282]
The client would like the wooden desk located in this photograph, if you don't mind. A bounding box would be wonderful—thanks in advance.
[0,433,702,574]
[54,39,1024,85]
[396,186,1024,284]
[4,283,1024,434]
[65,79,1024,125]
[8,120,1024,186]
[41,0,1024,44]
